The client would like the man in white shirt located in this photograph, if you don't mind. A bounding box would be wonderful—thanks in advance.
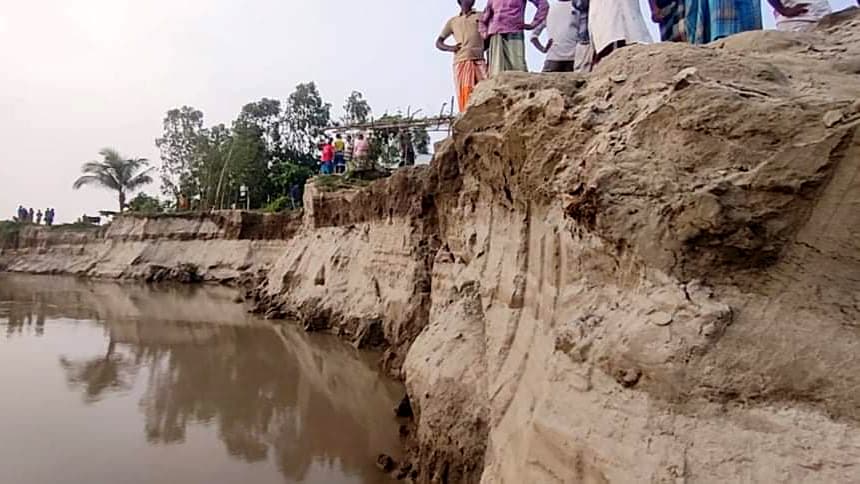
[530,0,592,72]
[772,0,832,32]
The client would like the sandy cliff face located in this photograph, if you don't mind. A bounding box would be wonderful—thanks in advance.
[0,212,299,283]
[257,11,860,483]
[4,11,859,483]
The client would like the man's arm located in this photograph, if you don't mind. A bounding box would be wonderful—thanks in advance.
[436,21,460,53]
[436,37,460,53]
[524,0,550,30]
[766,0,809,17]
[530,22,551,53]
[649,0,665,23]
[479,2,494,38]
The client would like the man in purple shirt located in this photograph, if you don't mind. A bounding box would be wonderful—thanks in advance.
[480,0,549,76]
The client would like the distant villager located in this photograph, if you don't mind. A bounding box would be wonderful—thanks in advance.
[320,139,335,175]
[36,210,43,225]
[344,135,355,172]
[399,130,416,167]
[353,134,371,171]
[333,133,347,174]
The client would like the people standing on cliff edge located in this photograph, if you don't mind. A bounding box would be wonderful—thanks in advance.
[28,208,34,224]
[530,0,592,73]
[589,0,653,65]
[480,0,550,76]
[45,208,55,227]
[437,0,489,112]
[36,210,43,225]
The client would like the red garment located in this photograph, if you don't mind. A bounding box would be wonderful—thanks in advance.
[321,144,335,162]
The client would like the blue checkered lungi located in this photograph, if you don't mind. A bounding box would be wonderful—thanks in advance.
[686,0,762,44]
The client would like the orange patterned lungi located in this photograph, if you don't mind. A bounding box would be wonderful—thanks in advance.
[454,59,488,113]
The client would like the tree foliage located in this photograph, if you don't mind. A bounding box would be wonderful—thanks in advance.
[72,148,153,212]
[155,107,204,201]
[367,114,431,167]
[343,91,372,126]
[283,83,331,164]
[149,83,428,211]
[127,193,166,213]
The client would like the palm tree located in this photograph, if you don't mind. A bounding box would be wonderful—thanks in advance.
[72,148,154,212]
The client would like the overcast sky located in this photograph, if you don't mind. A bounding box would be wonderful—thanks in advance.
[0,0,854,222]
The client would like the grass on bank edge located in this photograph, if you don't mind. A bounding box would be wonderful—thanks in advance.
[313,169,392,193]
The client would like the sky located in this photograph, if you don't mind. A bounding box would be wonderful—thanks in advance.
[0,0,855,222]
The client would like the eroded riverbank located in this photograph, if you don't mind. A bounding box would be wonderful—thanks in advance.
[4,11,860,482]
[0,274,404,484]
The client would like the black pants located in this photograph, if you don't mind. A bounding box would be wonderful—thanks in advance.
[542,60,576,73]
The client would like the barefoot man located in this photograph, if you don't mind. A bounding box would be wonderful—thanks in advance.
[480,0,550,76]
[437,0,488,112]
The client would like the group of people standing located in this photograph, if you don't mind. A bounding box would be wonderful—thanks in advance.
[319,133,372,175]
[16,206,55,226]
[438,0,838,112]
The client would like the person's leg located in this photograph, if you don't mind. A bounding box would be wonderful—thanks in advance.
[455,61,467,112]
[544,60,575,72]
[456,60,485,111]
[776,20,816,32]
[574,43,595,72]
[503,33,528,72]
[659,0,688,42]
[488,34,505,76]
[710,0,761,41]
[593,40,626,65]
[685,0,707,44]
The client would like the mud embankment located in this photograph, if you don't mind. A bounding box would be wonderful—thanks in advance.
[5,11,860,483]
[0,211,300,283]
[250,12,860,484]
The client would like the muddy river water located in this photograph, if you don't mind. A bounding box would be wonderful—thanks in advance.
[0,274,403,484]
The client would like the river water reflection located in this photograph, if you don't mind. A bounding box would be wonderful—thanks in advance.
[0,274,403,484]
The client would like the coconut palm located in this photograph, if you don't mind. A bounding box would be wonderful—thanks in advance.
[72,148,154,212]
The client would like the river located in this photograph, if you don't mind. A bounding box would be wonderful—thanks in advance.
[0,274,404,484]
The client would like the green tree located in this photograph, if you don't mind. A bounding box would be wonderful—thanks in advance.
[201,124,233,210]
[367,114,430,167]
[237,98,284,159]
[283,83,331,164]
[342,91,372,126]
[222,99,288,208]
[228,121,270,209]
[72,148,154,212]
[127,193,165,213]
[271,161,313,197]
[155,107,205,202]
